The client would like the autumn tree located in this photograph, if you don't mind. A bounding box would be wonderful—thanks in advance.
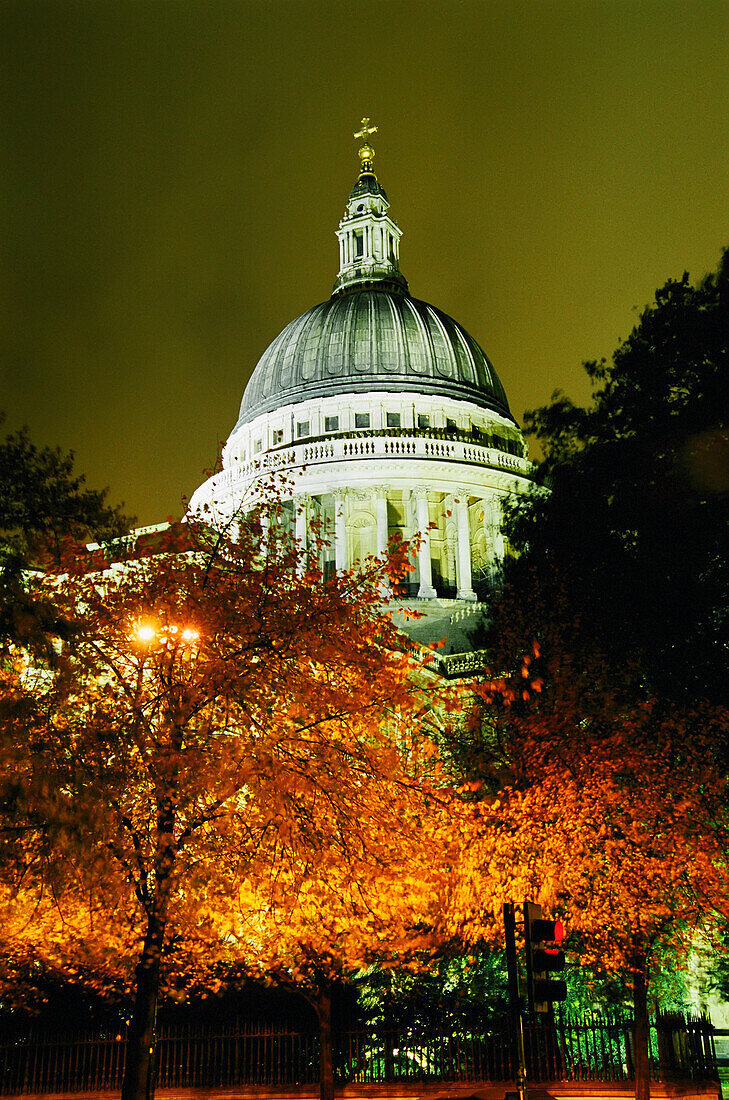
[222,780,452,1100]
[0,513,445,1100]
[443,635,729,1100]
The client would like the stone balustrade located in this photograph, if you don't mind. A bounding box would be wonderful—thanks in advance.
[213,430,529,494]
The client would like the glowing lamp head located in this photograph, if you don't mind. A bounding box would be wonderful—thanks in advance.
[136,624,157,643]
[181,628,199,644]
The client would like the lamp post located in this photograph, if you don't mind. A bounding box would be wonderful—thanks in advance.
[124,617,200,1100]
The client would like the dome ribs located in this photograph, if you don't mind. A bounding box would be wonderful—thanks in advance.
[424,303,458,381]
[298,304,326,383]
[318,296,344,378]
[234,289,514,425]
[401,295,433,377]
[451,315,481,388]
[344,289,381,376]
[379,291,401,374]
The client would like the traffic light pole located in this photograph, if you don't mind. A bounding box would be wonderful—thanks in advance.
[523,899,541,1020]
[503,903,528,1100]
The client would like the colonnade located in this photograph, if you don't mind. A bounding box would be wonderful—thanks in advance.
[338,223,397,269]
[292,485,505,601]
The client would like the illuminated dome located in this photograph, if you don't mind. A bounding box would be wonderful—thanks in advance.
[237,288,512,426]
[190,119,532,674]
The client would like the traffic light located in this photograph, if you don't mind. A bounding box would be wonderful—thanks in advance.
[524,901,567,1017]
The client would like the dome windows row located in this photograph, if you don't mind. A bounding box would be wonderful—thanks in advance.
[230,395,527,466]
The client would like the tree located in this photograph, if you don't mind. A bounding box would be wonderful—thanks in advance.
[502,247,729,711]
[0,514,445,1100]
[440,249,729,1098]
[457,647,729,1100]
[0,418,132,651]
[223,799,451,1100]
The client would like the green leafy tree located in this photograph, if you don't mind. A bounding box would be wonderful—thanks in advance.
[0,418,132,651]
[500,247,729,711]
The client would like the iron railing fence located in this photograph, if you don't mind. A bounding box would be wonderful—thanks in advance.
[0,1013,717,1096]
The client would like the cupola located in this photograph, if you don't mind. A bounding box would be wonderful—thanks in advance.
[333,118,407,296]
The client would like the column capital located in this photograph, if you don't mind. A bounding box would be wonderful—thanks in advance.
[482,492,503,525]
[413,485,430,500]
[331,486,348,502]
[373,485,389,500]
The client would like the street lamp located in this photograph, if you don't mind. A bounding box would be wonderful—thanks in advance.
[132,622,200,648]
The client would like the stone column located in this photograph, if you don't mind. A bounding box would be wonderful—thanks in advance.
[332,488,347,572]
[483,494,505,559]
[373,487,391,597]
[259,507,270,555]
[455,490,477,601]
[294,493,310,576]
[480,493,505,588]
[374,487,389,558]
[444,494,458,592]
[414,487,437,599]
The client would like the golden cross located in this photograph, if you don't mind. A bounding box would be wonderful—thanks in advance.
[354,117,378,146]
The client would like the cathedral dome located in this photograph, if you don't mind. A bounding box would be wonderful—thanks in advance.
[236,287,513,427]
[190,120,533,671]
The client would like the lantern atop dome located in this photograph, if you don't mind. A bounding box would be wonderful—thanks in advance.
[333,118,406,296]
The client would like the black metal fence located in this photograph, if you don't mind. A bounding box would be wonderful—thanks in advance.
[0,1014,717,1095]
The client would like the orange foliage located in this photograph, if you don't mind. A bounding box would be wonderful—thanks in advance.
[0,510,457,1100]
[449,645,729,980]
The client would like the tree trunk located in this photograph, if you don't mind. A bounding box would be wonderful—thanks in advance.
[633,949,650,1100]
[315,983,335,1100]
[121,921,164,1100]
[121,707,182,1100]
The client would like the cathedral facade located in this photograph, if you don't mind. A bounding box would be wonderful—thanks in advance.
[190,121,532,671]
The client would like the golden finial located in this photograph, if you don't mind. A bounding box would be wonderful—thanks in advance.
[353,116,377,175]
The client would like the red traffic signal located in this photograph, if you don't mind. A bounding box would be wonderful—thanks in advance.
[530,918,564,945]
[524,903,567,1016]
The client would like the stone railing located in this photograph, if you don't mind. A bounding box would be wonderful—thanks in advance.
[213,431,530,494]
[432,649,488,677]
[449,602,489,623]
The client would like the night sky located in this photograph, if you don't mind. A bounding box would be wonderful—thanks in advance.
[3,0,728,526]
